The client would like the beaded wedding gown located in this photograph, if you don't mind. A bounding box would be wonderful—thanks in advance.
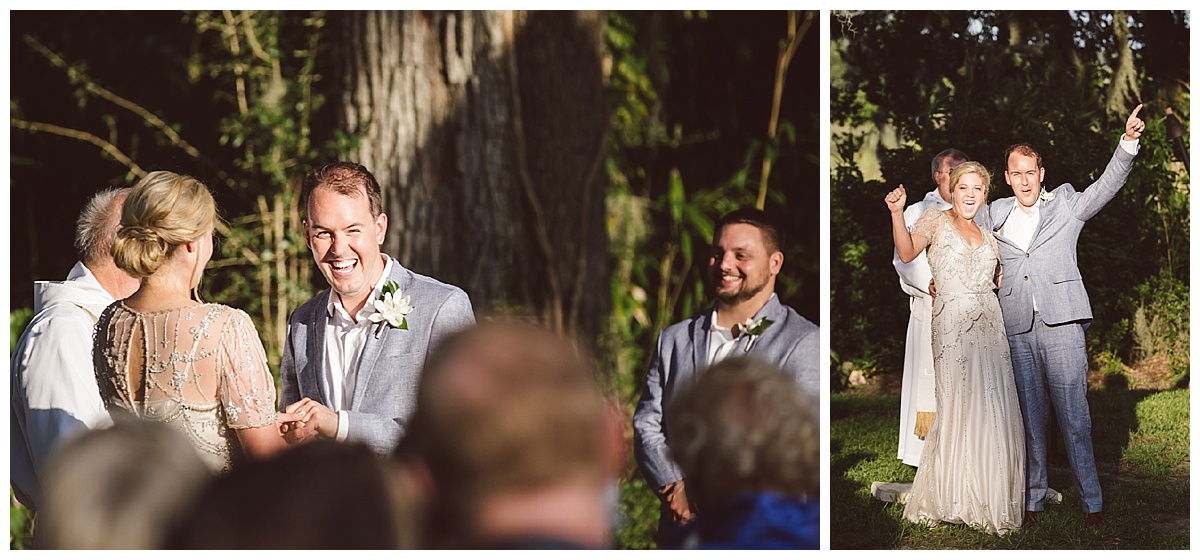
[901,209,1025,536]
[94,302,278,472]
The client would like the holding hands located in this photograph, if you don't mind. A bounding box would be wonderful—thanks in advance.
[281,398,340,445]
[1123,103,1145,141]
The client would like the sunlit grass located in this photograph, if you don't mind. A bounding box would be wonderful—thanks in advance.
[831,389,1190,549]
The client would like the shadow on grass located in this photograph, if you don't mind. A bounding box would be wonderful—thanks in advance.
[829,388,1189,549]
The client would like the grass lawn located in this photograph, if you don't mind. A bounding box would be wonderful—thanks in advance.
[830,387,1190,549]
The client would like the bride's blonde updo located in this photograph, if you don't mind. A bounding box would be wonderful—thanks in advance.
[111,171,217,279]
[947,161,992,207]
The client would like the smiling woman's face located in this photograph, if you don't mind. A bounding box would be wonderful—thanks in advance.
[951,172,986,220]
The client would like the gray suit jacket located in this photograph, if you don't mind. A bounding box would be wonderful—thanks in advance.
[984,144,1135,336]
[280,258,475,454]
[632,294,820,490]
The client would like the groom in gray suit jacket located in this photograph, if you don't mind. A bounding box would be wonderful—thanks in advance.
[984,105,1145,527]
[633,208,819,541]
[280,162,475,455]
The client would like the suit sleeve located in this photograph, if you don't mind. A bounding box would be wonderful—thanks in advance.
[632,332,684,492]
[278,315,301,411]
[427,288,476,351]
[343,288,475,453]
[1069,140,1136,222]
[783,324,821,399]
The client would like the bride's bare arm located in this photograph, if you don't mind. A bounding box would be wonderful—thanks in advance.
[235,414,300,460]
[885,185,929,263]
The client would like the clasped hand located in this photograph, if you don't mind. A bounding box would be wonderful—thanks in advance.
[280,397,339,444]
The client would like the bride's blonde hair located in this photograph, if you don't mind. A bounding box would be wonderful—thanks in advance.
[947,161,992,205]
[111,171,216,279]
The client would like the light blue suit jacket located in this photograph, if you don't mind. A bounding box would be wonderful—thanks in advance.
[280,258,475,454]
[984,144,1135,335]
[632,294,820,489]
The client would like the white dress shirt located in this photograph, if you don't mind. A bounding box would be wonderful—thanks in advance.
[706,312,741,367]
[323,258,393,441]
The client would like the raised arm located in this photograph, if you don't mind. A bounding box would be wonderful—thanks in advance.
[1071,104,1143,221]
[886,185,930,263]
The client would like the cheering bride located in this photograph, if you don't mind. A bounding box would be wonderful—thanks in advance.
[885,161,1025,536]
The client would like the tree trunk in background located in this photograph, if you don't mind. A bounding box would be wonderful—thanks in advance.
[332,10,609,347]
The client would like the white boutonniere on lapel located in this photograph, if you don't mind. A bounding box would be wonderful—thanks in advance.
[368,280,413,339]
[740,317,775,352]
[1038,189,1056,204]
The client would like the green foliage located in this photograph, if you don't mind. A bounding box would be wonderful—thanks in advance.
[183,11,345,372]
[1131,271,1190,385]
[10,493,34,550]
[615,475,659,549]
[10,307,34,352]
[831,389,1190,548]
[830,11,1190,384]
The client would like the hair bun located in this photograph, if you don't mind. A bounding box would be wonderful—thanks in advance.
[118,225,162,244]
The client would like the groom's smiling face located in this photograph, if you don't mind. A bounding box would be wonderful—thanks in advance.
[304,185,388,316]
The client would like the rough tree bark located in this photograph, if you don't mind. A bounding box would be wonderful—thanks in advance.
[332,10,609,346]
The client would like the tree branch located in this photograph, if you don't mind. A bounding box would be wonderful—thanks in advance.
[756,10,813,209]
[11,118,147,177]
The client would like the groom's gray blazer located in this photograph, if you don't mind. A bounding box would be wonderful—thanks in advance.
[984,145,1135,335]
[280,257,475,454]
[632,293,819,490]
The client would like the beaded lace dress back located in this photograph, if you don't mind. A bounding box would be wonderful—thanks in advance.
[94,302,277,472]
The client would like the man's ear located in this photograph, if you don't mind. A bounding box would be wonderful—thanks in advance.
[769,251,784,275]
[375,213,388,245]
[302,220,313,250]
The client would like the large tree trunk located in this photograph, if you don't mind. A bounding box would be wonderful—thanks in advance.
[332,10,609,346]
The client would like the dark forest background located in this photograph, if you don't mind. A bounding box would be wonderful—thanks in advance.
[830,10,1190,392]
[8,10,817,548]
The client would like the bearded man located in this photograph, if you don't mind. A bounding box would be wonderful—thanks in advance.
[632,208,819,544]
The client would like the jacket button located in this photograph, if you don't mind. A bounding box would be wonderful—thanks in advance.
[1024,276,1029,281]
[1025,252,1030,258]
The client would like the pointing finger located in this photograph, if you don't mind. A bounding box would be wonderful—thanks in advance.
[1129,103,1143,121]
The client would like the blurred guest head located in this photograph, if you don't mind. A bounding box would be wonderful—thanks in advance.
[398,321,612,549]
[35,417,210,549]
[668,356,819,509]
[663,356,819,549]
[167,439,414,549]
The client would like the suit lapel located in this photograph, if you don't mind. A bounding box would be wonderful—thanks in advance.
[306,289,331,405]
[691,310,711,379]
[349,259,408,409]
[990,198,1013,234]
[747,295,784,354]
[1025,194,1056,254]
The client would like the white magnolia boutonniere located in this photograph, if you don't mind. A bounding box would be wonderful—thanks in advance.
[368,280,413,339]
[1038,189,1056,204]
[740,317,775,352]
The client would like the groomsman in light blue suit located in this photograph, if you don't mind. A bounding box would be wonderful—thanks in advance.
[633,208,819,542]
[984,105,1145,528]
[280,162,475,455]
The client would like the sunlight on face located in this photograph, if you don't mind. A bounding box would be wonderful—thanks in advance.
[950,172,986,220]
